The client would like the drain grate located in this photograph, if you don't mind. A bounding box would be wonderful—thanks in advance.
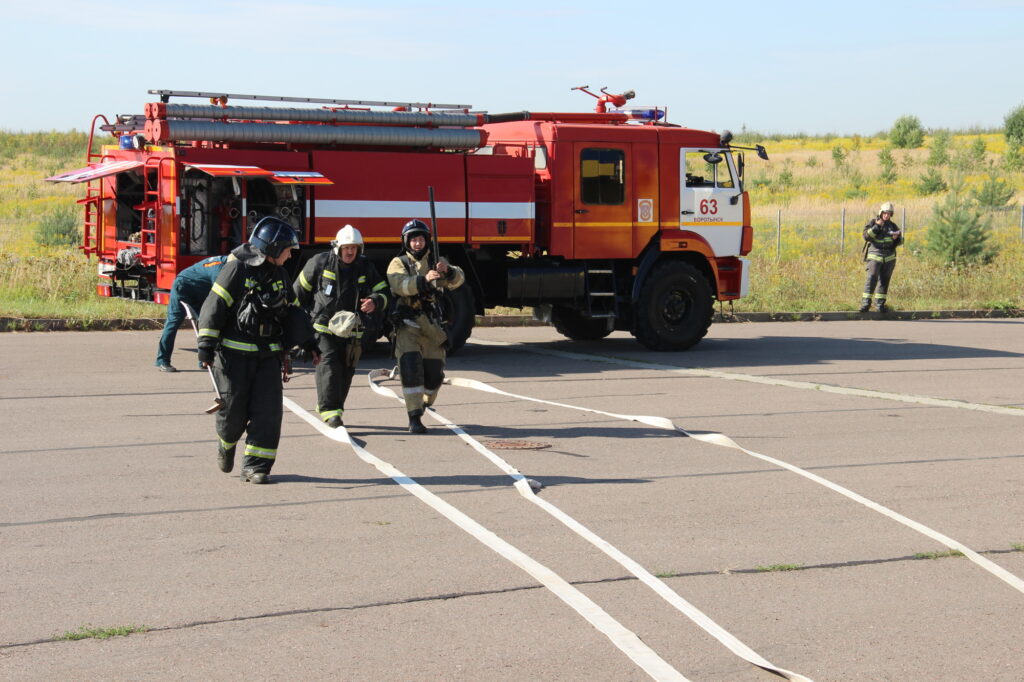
[483,440,551,450]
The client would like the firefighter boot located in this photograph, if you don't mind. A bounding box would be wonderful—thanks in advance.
[858,298,871,313]
[240,468,270,484]
[217,442,236,473]
[408,409,427,434]
[326,415,343,429]
[875,300,887,314]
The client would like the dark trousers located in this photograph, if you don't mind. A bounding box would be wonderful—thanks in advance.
[862,259,897,302]
[212,351,283,474]
[315,334,362,421]
[157,280,209,367]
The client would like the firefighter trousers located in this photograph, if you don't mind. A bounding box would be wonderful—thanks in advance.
[157,280,208,367]
[394,313,447,415]
[862,258,897,304]
[212,351,283,474]
[315,333,362,422]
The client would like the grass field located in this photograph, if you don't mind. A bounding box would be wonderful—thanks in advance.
[1,129,1022,320]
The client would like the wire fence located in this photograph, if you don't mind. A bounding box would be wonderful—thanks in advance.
[751,204,1024,261]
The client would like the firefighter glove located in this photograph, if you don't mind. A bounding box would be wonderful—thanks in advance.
[197,347,216,366]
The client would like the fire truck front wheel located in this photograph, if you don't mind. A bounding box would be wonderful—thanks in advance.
[443,285,475,355]
[632,260,713,351]
[551,306,614,341]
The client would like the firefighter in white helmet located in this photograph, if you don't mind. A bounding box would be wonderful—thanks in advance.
[859,201,903,313]
[294,224,388,428]
[387,219,465,434]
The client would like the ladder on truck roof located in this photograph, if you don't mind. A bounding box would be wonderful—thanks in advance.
[148,89,473,110]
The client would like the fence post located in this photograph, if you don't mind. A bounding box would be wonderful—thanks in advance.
[1020,204,1023,242]
[902,206,907,240]
[841,207,846,252]
[776,209,781,262]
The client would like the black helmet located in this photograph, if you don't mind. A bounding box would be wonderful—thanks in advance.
[401,219,431,257]
[250,217,299,259]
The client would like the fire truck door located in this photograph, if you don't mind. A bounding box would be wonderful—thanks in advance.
[573,143,633,259]
[679,149,743,257]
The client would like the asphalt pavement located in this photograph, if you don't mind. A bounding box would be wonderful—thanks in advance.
[1,319,1022,681]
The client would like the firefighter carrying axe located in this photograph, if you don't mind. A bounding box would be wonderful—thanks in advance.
[181,301,225,414]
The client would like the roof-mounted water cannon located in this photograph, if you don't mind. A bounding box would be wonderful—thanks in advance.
[571,85,636,113]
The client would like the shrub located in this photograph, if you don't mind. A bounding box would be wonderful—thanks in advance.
[927,130,951,167]
[1004,103,1024,147]
[831,145,847,169]
[1003,145,1024,172]
[890,115,925,148]
[34,203,80,248]
[916,168,948,196]
[878,146,897,183]
[971,174,1015,209]
[924,183,997,268]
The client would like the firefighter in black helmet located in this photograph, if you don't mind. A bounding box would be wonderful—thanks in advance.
[197,217,318,484]
[387,219,464,433]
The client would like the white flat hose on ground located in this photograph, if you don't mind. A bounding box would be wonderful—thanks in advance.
[282,396,689,682]
[366,371,814,682]
[434,372,1024,599]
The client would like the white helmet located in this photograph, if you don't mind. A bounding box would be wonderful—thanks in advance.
[331,224,363,252]
[327,310,360,338]
[879,202,895,215]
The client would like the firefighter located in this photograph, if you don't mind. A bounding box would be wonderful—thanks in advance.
[859,201,903,313]
[156,254,229,372]
[294,225,388,428]
[387,219,465,434]
[196,217,318,484]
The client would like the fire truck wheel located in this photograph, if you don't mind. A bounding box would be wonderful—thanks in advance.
[632,260,713,351]
[443,285,475,355]
[551,306,613,341]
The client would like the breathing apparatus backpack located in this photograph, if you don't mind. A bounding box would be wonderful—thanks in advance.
[236,280,289,338]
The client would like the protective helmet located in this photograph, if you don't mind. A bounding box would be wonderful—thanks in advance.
[250,216,299,259]
[401,219,431,257]
[331,224,364,252]
[879,202,895,215]
[327,310,360,338]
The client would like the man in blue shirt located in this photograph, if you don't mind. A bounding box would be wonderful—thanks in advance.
[156,255,228,372]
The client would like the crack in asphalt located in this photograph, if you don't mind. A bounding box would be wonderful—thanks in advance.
[2,547,1020,651]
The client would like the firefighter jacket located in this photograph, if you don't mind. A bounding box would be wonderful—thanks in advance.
[197,245,314,358]
[293,252,388,338]
[386,252,464,321]
[863,219,903,263]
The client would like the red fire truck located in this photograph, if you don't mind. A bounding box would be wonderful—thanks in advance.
[48,88,766,351]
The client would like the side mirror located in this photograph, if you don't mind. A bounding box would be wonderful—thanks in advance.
[756,145,769,161]
[703,152,723,165]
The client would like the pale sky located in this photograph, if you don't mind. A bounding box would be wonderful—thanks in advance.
[3,0,1022,136]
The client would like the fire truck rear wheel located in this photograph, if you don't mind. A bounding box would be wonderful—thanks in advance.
[632,260,713,351]
[551,305,613,341]
[443,285,475,355]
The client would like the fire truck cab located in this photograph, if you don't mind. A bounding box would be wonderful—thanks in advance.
[49,89,765,352]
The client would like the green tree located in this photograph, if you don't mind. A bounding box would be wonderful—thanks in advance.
[916,167,948,196]
[924,183,997,268]
[971,174,1015,209]
[1003,145,1024,172]
[927,130,951,167]
[878,146,897,183]
[1004,103,1024,147]
[34,204,80,248]
[831,144,847,170]
[890,115,925,148]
